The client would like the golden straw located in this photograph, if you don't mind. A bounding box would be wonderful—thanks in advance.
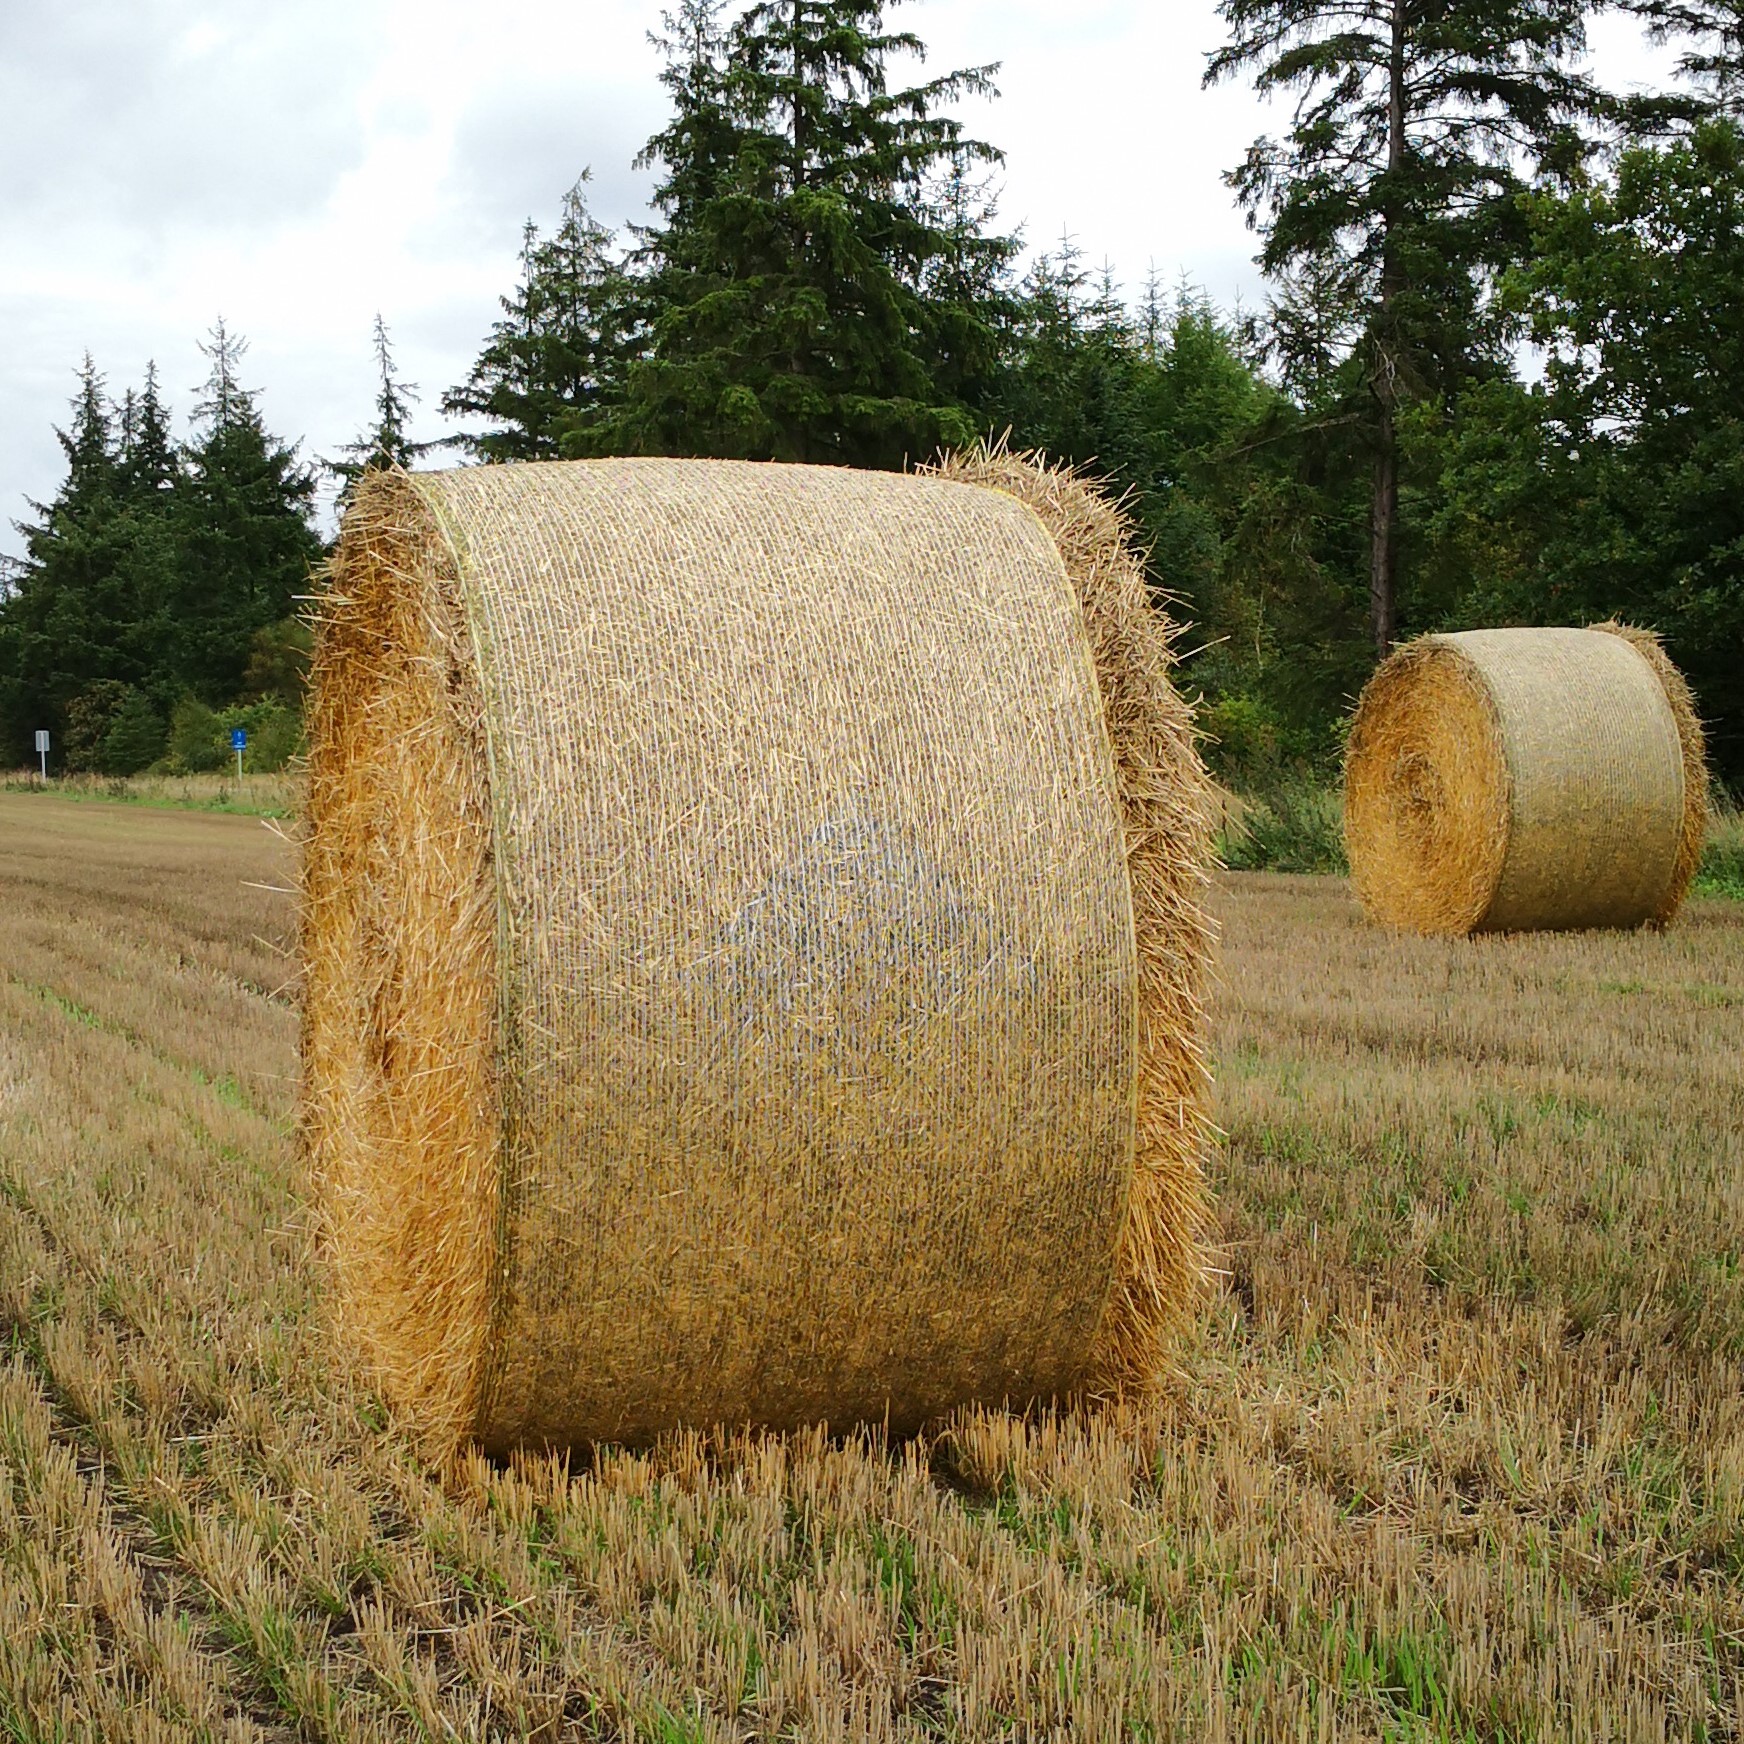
[302,450,1215,1457]
[1344,624,1708,936]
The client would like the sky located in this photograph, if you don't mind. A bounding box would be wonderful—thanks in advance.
[0,1,1677,559]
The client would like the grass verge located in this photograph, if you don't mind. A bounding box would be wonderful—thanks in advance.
[1695,791,1744,899]
[0,769,297,819]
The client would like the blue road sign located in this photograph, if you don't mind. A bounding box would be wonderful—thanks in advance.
[231,728,247,751]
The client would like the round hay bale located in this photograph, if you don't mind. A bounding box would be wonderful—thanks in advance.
[1343,624,1707,935]
[302,449,1214,1456]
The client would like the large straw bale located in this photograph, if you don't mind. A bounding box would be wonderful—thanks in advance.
[1343,624,1707,935]
[302,451,1213,1457]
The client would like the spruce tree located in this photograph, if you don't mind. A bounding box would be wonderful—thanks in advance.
[0,357,150,760]
[1481,117,1744,775]
[446,221,549,461]
[110,362,184,725]
[995,239,1150,477]
[175,320,321,702]
[918,147,1020,416]
[1207,0,1597,651]
[601,0,1011,467]
[1628,0,1744,116]
[444,178,632,460]
[331,315,429,503]
[118,363,180,502]
[54,354,115,509]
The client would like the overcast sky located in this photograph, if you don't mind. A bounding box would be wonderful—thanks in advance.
[0,1,1674,558]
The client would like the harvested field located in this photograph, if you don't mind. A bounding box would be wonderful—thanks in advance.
[2,790,1741,1740]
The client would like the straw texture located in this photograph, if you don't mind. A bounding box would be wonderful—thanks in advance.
[301,492,502,1452]
[923,446,1215,1399]
[303,454,1213,1456]
[1344,624,1708,935]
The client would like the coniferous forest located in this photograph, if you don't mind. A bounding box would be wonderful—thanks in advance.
[2,0,1741,784]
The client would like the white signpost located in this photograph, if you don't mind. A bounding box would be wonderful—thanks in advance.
[34,730,48,781]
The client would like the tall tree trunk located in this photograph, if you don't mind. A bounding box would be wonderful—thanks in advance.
[1370,0,1408,656]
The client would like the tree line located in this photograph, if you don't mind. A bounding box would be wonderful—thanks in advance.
[3,0,1741,782]
[0,324,321,774]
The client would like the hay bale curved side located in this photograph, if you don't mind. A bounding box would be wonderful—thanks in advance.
[305,456,1212,1455]
[1344,625,1707,935]
[926,445,1216,1399]
[301,482,503,1459]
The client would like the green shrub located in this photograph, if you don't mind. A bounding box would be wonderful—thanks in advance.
[216,700,303,773]
[64,682,129,772]
[158,694,306,776]
[1200,693,1281,784]
[167,696,227,773]
[242,616,314,704]
[1221,777,1349,875]
[62,682,166,775]
[99,688,166,774]
[1697,792,1744,900]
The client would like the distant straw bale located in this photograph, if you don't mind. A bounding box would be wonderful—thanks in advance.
[301,451,1214,1458]
[1343,625,1707,935]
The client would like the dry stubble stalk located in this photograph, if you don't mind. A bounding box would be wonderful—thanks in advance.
[1343,624,1708,935]
[302,450,1214,1458]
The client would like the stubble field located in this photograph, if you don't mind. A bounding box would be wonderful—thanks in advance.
[1,790,1740,1741]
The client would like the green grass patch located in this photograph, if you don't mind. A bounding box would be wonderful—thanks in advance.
[1695,797,1744,899]
[1219,777,1349,876]
[1,771,294,819]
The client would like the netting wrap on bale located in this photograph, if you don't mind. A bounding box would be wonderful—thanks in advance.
[1343,625,1707,936]
[302,452,1214,1457]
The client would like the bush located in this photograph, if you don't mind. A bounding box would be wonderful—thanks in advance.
[222,700,302,772]
[64,682,128,772]
[159,694,307,776]
[63,682,165,774]
[1221,776,1349,875]
[99,688,165,774]
[1200,692,1281,784]
[1198,684,1351,787]
[1697,791,1744,900]
[167,696,227,773]
[242,616,314,704]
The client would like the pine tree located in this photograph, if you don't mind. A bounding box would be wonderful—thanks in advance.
[1138,266,1168,363]
[444,178,632,460]
[175,320,321,702]
[1629,0,1744,116]
[0,357,149,761]
[914,146,1020,416]
[331,315,429,503]
[446,220,548,461]
[638,0,739,233]
[602,0,1012,467]
[995,238,1148,475]
[1206,0,1597,651]
[107,359,183,746]
[56,353,115,510]
[118,363,180,502]
[1,337,319,764]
